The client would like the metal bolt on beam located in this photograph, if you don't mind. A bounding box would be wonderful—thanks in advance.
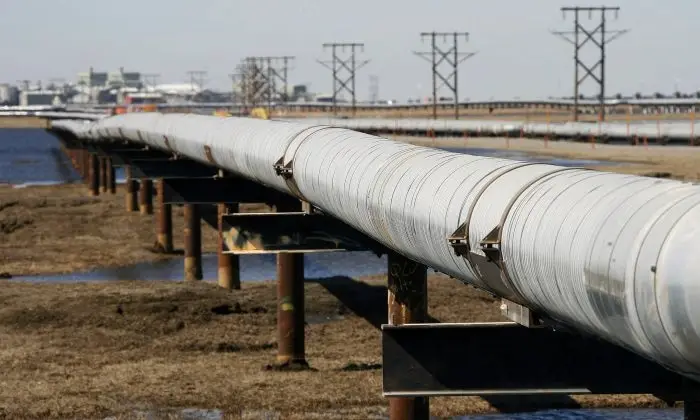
[139,179,154,215]
[387,251,430,420]
[183,203,203,281]
[218,203,240,290]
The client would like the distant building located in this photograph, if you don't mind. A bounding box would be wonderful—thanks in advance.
[107,68,142,89]
[77,67,108,87]
[74,67,143,104]
[0,84,19,105]
[19,90,63,106]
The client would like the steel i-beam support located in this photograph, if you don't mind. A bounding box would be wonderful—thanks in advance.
[275,200,307,367]
[218,203,240,290]
[125,166,138,212]
[139,179,154,215]
[184,203,203,281]
[88,153,99,196]
[387,251,429,420]
[156,179,174,253]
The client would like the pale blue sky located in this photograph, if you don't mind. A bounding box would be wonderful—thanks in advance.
[0,0,696,101]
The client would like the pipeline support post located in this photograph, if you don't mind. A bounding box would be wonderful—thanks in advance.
[275,200,306,367]
[183,203,203,281]
[387,251,429,420]
[218,203,240,290]
[139,179,154,215]
[106,158,116,194]
[156,179,173,253]
[125,166,138,212]
[686,401,700,420]
[88,153,99,196]
[99,157,107,193]
[81,149,89,180]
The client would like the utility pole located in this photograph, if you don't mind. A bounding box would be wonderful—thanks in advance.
[317,42,370,116]
[414,32,476,120]
[551,6,629,121]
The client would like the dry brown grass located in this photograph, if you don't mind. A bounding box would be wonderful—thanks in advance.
[0,117,48,128]
[0,277,669,419]
[0,183,268,276]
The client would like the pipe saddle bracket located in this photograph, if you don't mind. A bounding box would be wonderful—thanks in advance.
[273,156,293,179]
[447,222,469,258]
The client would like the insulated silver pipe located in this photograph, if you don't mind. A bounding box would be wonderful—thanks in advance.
[50,114,700,382]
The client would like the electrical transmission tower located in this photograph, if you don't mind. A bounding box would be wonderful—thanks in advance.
[186,70,208,100]
[235,56,295,114]
[414,32,476,120]
[317,42,370,116]
[142,73,160,91]
[551,6,629,121]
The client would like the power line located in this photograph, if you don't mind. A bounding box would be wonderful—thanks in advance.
[414,31,476,120]
[551,6,629,121]
[317,42,370,116]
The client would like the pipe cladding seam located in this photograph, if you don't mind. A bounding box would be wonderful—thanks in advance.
[48,113,700,383]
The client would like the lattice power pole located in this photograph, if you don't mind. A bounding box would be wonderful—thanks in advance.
[551,6,629,121]
[414,32,476,120]
[266,56,295,103]
[142,73,160,92]
[186,70,208,99]
[317,42,370,116]
[237,56,295,114]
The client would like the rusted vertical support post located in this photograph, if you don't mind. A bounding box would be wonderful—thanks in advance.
[156,179,173,253]
[83,149,91,181]
[139,179,154,215]
[98,157,107,193]
[387,251,429,420]
[275,200,306,367]
[106,158,116,194]
[183,203,202,281]
[88,153,99,196]
[218,202,240,290]
[79,149,88,180]
[124,166,138,212]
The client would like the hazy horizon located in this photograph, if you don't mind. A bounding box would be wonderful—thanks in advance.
[0,0,696,101]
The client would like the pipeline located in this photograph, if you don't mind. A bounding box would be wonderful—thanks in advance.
[49,113,700,382]
[289,117,700,144]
